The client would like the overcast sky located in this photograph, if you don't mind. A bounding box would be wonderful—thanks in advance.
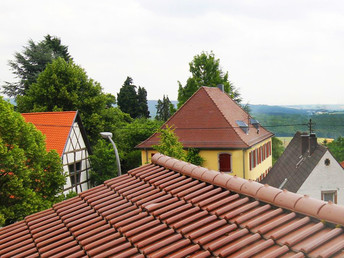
[1,0,344,105]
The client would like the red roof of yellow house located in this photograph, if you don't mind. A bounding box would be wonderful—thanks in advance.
[21,111,77,156]
[137,87,273,149]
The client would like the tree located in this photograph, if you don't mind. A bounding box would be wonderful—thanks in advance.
[137,86,150,118]
[177,51,241,108]
[116,118,163,171]
[16,57,120,144]
[327,137,344,162]
[89,140,118,186]
[272,137,285,165]
[155,95,176,121]
[0,97,65,226]
[153,125,186,160]
[2,35,71,97]
[117,77,150,119]
[185,148,205,166]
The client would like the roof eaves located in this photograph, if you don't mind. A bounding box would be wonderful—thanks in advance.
[151,153,344,226]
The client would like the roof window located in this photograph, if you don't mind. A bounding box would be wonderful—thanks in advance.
[236,120,248,134]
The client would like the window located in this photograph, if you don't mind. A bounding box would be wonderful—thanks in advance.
[69,162,81,186]
[236,120,249,134]
[219,153,231,172]
[321,191,337,204]
[324,158,330,166]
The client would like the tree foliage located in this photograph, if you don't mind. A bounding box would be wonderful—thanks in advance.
[89,140,118,186]
[177,51,241,108]
[153,125,186,160]
[155,95,176,121]
[2,35,71,97]
[185,148,205,166]
[327,136,344,162]
[0,98,65,226]
[116,118,163,171]
[272,137,285,165]
[16,57,125,144]
[117,77,150,119]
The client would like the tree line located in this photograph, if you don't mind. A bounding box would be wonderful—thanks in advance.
[0,35,243,225]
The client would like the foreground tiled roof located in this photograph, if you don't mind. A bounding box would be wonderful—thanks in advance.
[137,87,273,149]
[1,153,344,257]
[261,132,327,192]
[22,111,77,156]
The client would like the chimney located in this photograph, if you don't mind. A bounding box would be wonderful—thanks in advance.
[217,84,224,92]
[309,133,317,155]
[301,134,309,155]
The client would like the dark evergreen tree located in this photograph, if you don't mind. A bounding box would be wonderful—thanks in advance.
[117,77,150,119]
[155,95,176,121]
[137,86,150,118]
[2,35,71,97]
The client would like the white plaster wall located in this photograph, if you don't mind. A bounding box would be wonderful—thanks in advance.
[62,122,90,194]
[297,150,344,205]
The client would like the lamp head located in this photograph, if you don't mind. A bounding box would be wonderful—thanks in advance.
[100,132,113,139]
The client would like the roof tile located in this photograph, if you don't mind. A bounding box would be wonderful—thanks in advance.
[2,153,344,257]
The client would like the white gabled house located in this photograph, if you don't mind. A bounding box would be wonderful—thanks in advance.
[22,111,92,194]
[261,132,344,205]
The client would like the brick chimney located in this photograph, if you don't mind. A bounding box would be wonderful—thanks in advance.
[301,133,309,155]
[309,133,317,155]
[301,133,318,156]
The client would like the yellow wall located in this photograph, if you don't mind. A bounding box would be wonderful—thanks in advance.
[140,137,272,180]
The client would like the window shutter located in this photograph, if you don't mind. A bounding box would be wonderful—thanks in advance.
[219,153,231,172]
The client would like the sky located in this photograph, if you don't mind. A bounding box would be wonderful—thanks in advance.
[1,0,344,105]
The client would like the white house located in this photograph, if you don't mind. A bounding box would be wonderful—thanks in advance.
[261,132,344,205]
[22,111,92,194]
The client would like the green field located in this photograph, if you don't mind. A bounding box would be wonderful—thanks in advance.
[277,137,333,148]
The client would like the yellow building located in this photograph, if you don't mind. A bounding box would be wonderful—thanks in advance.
[137,86,273,180]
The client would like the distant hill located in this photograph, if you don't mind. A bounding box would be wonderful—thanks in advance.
[249,105,308,115]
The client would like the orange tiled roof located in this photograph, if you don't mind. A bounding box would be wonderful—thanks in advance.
[137,87,273,149]
[21,111,77,157]
[1,153,344,257]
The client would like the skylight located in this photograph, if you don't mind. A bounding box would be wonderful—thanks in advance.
[236,120,249,134]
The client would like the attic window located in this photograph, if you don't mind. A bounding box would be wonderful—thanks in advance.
[236,120,248,134]
[250,118,260,129]
[324,158,330,166]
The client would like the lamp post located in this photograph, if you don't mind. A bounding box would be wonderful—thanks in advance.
[100,132,122,176]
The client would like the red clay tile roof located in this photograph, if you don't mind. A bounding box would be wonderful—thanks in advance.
[2,153,344,257]
[137,87,273,149]
[22,111,77,157]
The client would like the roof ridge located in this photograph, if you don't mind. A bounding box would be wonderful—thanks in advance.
[152,153,344,226]
[203,87,248,148]
[136,87,208,148]
[21,111,77,115]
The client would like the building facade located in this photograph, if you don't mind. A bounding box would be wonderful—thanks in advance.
[22,111,92,194]
[137,87,273,180]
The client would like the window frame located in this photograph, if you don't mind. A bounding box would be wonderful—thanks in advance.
[321,190,337,204]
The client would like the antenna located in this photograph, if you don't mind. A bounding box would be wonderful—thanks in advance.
[307,119,315,134]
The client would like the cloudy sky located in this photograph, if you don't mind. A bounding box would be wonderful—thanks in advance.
[1,0,344,105]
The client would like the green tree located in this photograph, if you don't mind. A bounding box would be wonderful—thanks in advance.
[89,140,118,186]
[2,35,71,97]
[153,125,186,160]
[0,98,65,226]
[137,86,150,118]
[16,57,120,144]
[272,137,285,165]
[117,77,150,119]
[327,136,344,162]
[185,148,205,166]
[178,51,241,108]
[116,118,163,171]
[155,95,176,121]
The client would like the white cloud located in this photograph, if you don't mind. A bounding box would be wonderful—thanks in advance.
[1,0,344,104]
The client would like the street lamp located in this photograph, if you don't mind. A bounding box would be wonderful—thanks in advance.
[100,132,122,176]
